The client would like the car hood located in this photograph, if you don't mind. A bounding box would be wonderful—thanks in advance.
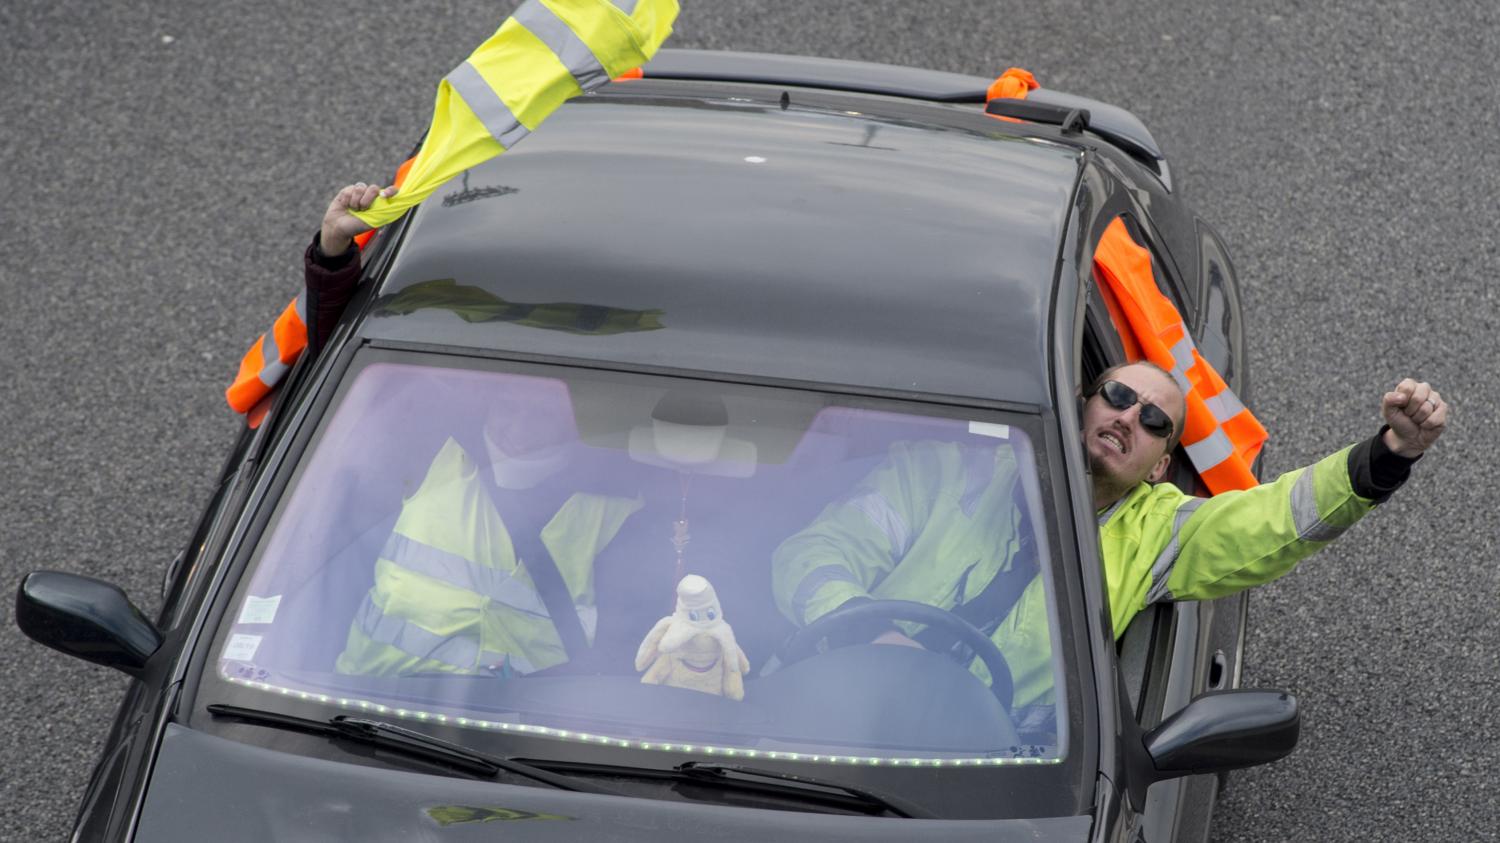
[135,724,1091,841]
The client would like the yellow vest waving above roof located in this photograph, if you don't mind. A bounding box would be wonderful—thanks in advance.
[353,0,679,228]
[226,0,678,413]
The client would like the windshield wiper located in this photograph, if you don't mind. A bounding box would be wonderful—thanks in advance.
[206,703,618,796]
[675,761,935,819]
[517,757,934,818]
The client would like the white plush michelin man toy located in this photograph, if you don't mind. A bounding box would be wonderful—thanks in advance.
[635,575,751,700]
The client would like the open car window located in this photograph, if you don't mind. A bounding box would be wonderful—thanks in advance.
[211,353,1073,771]
[1085,213,1222,724]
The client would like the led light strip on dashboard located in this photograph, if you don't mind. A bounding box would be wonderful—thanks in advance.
[221,672,1060,768]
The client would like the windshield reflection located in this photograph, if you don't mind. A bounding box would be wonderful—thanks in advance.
[221,359,1066,766]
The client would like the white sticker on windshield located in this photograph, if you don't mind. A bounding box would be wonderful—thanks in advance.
[237,595,282,625]
[968,421,1011,440]
[223,633,262,662]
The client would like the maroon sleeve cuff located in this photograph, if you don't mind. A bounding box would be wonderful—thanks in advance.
[304,233,362,356]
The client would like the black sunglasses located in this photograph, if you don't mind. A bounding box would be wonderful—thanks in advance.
[1095,380,1175,440]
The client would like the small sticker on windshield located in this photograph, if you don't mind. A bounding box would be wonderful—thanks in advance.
[237,595,282,625]
[968,421,1011,440]
[223,633,262,662]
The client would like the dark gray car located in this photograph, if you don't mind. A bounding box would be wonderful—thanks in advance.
[18,50,1292,842]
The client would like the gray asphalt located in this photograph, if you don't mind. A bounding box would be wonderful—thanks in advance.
[2,1,1495,840]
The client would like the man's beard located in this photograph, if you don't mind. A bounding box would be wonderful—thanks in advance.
[1087,449,1136,507]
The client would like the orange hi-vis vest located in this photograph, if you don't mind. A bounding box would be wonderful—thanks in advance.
[226,0,678,414]
[225,294,309,416]
[1092,217,1267,493]
[984,67,1039,125]
[987,67,1039,102]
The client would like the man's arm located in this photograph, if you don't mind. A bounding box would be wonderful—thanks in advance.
[224,184,395,413]
[771,442,946,633]
[318,182,394,258]
[304,183,396,355]
[1153,378,1447,606]
[302,232,359,358]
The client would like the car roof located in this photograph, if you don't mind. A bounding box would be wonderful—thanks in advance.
[362,80,1083,407]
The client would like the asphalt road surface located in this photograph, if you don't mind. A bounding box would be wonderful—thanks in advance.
[3,1,1496,840]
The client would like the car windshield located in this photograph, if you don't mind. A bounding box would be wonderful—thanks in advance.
[215,353,1071,772]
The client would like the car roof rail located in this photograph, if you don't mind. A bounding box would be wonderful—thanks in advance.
[985,98,1089,135]
[634,49,1169,186]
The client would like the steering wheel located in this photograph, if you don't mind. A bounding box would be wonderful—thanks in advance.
[780,599,1015,712]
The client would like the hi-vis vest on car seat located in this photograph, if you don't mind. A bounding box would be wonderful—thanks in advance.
[336,439,642,677]
[226,0,679,414]
[1092,217,1267,493]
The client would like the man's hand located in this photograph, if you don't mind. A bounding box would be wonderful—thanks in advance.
[319,183,397,257]
[871,630,925,649]
[1381,378,1448,458]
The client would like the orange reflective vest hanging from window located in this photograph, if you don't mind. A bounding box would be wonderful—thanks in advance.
[1092,217,1267,493]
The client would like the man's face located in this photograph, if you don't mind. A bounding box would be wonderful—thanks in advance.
[1081,363,1186,499]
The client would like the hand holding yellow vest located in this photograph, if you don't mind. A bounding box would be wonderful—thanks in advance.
[228,0,678,413]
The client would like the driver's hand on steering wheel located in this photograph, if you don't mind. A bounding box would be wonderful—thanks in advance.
[872,630,925,649]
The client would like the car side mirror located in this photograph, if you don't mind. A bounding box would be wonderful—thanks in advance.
[15,571,163,679]
[1143,689,1299,777]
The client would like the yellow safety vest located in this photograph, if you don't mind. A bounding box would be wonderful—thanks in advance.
[336,438,642,676]
[353,0,679,227]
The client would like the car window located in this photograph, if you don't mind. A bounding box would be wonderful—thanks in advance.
[1085,214,1211,719]
[212,355,1072,772]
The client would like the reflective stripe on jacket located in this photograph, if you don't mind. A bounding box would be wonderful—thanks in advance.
[1093,217,1267,493]
[350,0,678,229]
[1099,444,1374,638]
[336,438,641,677]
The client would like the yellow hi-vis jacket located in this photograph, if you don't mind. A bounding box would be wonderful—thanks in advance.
[336,438,642,677]
[226,0,678,414]
[353,0,678,228]
[773,441,1378,709]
